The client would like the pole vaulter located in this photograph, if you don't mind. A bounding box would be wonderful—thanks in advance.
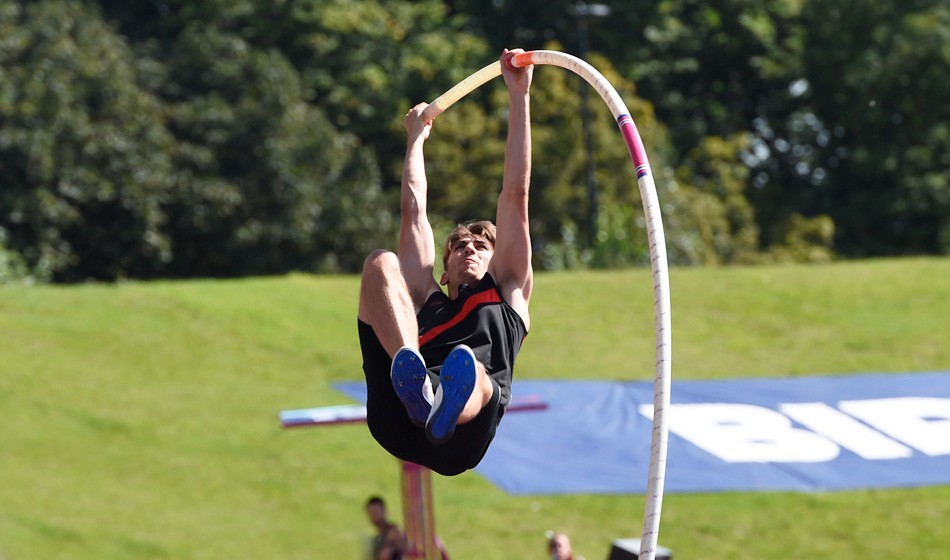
[422,50,673,560]
[282,50,671,560]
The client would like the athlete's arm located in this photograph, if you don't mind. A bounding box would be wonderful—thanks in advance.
[399,104,441,309]
[490,49,533,329]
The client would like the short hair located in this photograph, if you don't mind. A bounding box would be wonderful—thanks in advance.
[442,220,497,269]
[366,496,385,508]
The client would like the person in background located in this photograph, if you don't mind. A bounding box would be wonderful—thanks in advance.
[365,496,407,560]
[547,531,584,560]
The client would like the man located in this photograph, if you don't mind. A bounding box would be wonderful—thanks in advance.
[547,532,582,560]
[357,49,533,476]
[365,496,407,560]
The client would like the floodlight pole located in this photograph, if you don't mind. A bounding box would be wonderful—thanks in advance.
[571,1,612,250]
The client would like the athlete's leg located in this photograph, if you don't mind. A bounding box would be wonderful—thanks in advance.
[359,249,418,357]
[426,345,497,444]
[460,360,495,423]
[359,250,433,424]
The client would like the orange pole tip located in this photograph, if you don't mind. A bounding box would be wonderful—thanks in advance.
[505,51,535,69]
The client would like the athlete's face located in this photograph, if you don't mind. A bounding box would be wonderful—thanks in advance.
[444,234,493,289]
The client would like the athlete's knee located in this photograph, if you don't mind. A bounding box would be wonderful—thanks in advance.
[362,250,400,280]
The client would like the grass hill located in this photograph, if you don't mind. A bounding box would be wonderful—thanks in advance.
[1,257,948,559]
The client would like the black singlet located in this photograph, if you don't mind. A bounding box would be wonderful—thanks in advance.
[416,273,527,408]
[358,273,528,475]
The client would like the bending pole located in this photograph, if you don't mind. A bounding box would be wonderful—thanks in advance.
[424,51,672,560]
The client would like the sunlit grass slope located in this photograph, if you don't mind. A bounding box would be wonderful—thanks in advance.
[1,257,948,559]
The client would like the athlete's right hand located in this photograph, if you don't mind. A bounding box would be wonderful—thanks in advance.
[404,103,433,142]
[501,48,533,96]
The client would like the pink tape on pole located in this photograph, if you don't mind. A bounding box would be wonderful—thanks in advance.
[617,115,650,177]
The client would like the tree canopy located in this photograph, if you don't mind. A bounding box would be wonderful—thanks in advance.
[1,0,946,283]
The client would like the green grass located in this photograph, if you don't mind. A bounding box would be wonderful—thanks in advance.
[1,257,948,559]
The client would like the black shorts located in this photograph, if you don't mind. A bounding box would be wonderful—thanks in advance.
[358,320,501,476]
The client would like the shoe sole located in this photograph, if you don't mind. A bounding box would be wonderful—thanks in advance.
[426,345,476,444]
[391,348,431,427]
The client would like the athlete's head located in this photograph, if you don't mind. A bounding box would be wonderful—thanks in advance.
[441,220,496,291]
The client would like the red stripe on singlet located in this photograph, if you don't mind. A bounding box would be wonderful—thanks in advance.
[418,289,502,347]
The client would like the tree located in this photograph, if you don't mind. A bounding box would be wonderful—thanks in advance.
[102,0,491,273]
[0,0,175,281]
[1,0,399,280]
[601,0,947,257]
[463,0,947,258]
[140,24,392,276]
[791,0,949,256]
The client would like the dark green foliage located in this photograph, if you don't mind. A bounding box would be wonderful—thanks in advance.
[462,0,949,259]
[0,0,945,283]
[793,0,949,256]
[0,0,175,281]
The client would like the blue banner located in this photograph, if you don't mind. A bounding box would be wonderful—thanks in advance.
[335,371,950,494]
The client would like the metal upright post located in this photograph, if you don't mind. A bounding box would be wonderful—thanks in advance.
[571,1,612,251]
[400,461,440,560]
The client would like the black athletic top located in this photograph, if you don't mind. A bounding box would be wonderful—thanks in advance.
[416,273,527,409]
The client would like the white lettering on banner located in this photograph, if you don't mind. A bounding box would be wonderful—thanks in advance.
[779,402,913,460]
[839,398,950,456]
[640,398,950,463]
[640,403,840,463]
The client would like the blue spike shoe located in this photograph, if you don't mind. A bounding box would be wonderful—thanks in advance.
[391,347,434,427]
[426,344,477,445]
